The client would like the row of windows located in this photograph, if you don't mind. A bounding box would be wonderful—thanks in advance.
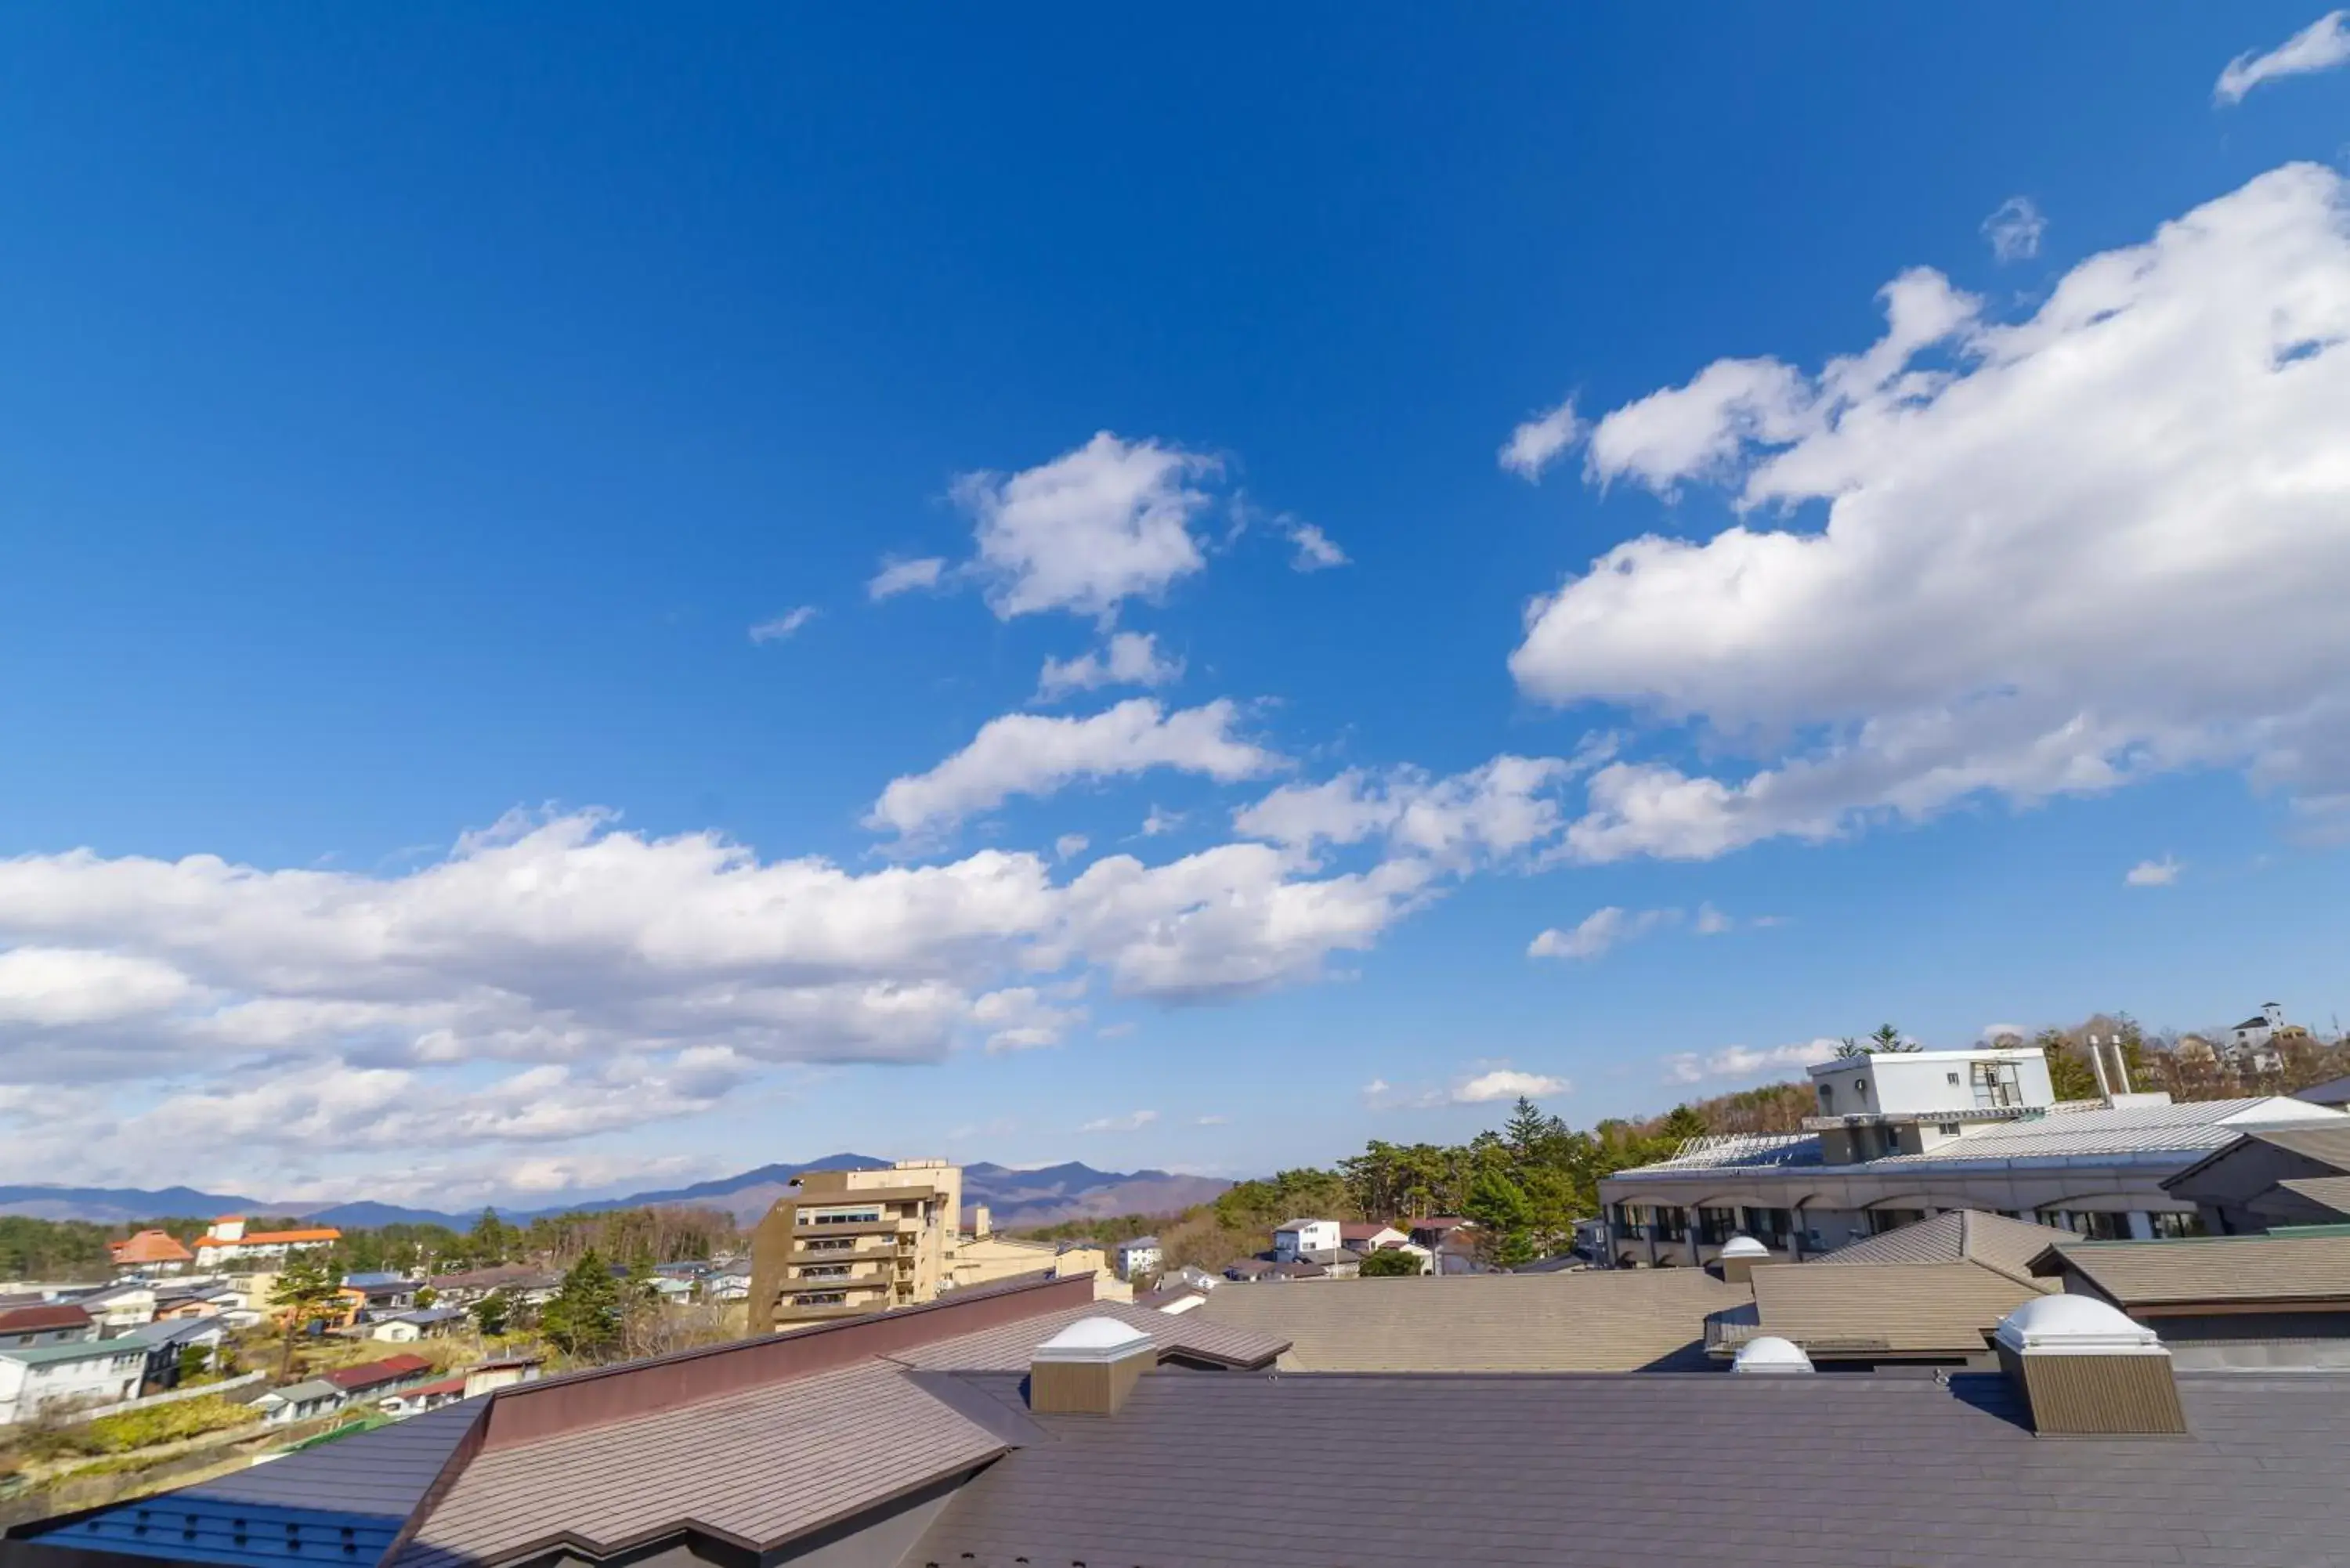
[801,1207,884,1226]
[1609,1203,2206,1245]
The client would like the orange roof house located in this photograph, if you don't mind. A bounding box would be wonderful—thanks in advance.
[193,1215,342,1264]
[107,1230,195,1273]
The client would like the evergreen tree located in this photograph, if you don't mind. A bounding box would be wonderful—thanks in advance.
[540,1250,623,1359]
[1869,1023,1918,1053]
[471,1288,512,1339]
[267,1250,344,1378]
[1465,1169,1537,1270]
[1357,1248,1423,1277]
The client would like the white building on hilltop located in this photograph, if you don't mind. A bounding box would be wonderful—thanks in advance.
[1600,1044,2345,1268]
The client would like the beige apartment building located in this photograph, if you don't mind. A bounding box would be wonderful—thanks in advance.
[747,1160,962,1332]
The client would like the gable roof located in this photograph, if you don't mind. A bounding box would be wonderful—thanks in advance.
[1730,1261,2050,1357]
[1195,1268,1748,1371]
[1810,1209,2068,1283]
[0,1303,93,1336]
[0,1339,142,1367]
[2164,1121,2350,1189]
[259,1377,345,1406]
[2276,1176,2350,1217]
[2031,1231,2350,1309]
[325,1353,434,1390]
[881,1299,1284,1373]
[107,1230,194,1265]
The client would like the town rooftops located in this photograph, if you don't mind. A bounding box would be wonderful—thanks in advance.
[2164,1119,2350,1187]
[1196,1268,1748,1371]
[259,1377,345,1407]
[0,1303,93,1337]
[105,1230,193,1266]
[0,1339,140,1367]
[1115,1235,1160,1249]
[2029,1230,2350,1310]
[1618,1096,2347,1179]
[324,1354,433,1392]
[2276,1176,2350,1217]
[341,1272,414,1290]
[1716,1260,2051,1359]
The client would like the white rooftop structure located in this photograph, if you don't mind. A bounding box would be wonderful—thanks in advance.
[1033,1316,1154,1364]
[1731,1335,1814,1375]
[1717,1235,1770,1259]
[1994,1295,2165,1357]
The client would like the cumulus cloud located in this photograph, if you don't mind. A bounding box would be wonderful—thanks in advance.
[2215,10,2350,104]
[1079,1108,1159,1133]
[1285,521,1350,572]
[1528,906,1676,961]
[1981,195,2046,262]
[1364,1063,1571,1110]
[867,557,949,601]
[866,698,1281,839]
[1054,834,1090,861]
[1036,632,1184,702]
[748,606,819,643]
[2125,855,2182,887]
[1693,902,1734,935]
[1499,396,1586,481]
[1513,164,2350,862]
[1235,755,1583,869]
[1662,1039,1840,1085]
[957,432,1220,620]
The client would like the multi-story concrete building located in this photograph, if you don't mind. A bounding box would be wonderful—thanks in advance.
[1600,1045,2345,1269]
[748,1159,962,1332]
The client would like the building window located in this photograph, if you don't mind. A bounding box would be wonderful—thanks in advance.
[1946,1072,1961,1086]
[1936,1122,1961,1136]
[1972,1061,2023,1109]
[1697,1207,1739,1246]
[2147,1211,2206,1239]
[793,1291,848,1306]
[1652,1206,1689,1244]
[797,1264,851,1279]
[805,1208,883,1226]
[1740,1208,1793,1248]
[1866,1209,1925,1235]
[1818,1085,1835,1112]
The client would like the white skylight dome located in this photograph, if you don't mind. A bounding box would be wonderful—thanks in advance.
[1718,1234,1770,1259]
[1994,1293,2164,1356]
[1034,1316,1155,1363]
[1731,1335,1814,1375]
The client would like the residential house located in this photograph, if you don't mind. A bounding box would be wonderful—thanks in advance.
[0,1340,146,1425]
[254,1378,345,1425]
[1295,1247,1362,1280]
[1336,1222,1408,1254]
[1600,1044,2344,1267]
[696,1262,751,1303]
[54,1274,2350,1568]
[1264,1259,1328,1282]
[1271,1219,1339,1263]
[425,1264,560,1309]
[0,1303,96,1349]
[1159,1263,1220,1293]
[341,1273,420,1317]
[121,1317,231,1392]
[1111,1236,1162,1282]
[747,1159,963,1332]
[378,1373,468,1418]
[191,1216,342,1271]
[2222,1003,2305,1075]
[461,1356,542,1399]
[2296,1072,2350,1111]
[371,1306,466,1342]
[69,1283,157,1333]
[1407,1216,1473,1251]
[323,1353,436,1405]
[1223,1259,1274,1282]
[106,1230,193,1277]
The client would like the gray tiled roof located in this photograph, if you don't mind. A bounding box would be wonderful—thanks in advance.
[396,1360,1003,1568]
[1195,1269,1747,1371]
[2276,1174,2350,1215]
[1741,1261,2050,1355]
[1813,1209,2069,1279]
[910,1368,2350,1567]
[883,1299,1285,1371]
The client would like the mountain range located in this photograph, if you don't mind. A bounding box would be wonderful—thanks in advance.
[0,1158,1229,1234]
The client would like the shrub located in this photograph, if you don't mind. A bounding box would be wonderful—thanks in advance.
[53,1397,260,1456]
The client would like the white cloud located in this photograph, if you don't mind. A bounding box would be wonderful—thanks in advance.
[1452,1068,1570,1103]
[1036,631,1184,701]
[1054,833,1090,861]
[958,432,1220,620]
[2216,10,2350,104]
[0,948,201,1027]
[867,557,948,601]
[1499,396,1587,481]
[1194,1114,1230,1125]
[2125,855,2182,887]
[1662,1039,1839,1085]
[1513,165,2350,862]
[1235,754,1582,869]
[1138,805,1184,838]
[1981,196,2046,263]
[1285,521,1350,572]
[1528,905,1676,961]
[866,698,1280,839]
[1364,1063,1571,1110]
[748,605,819,643]
[971,986,1085,1053]
[1693,902,1734,936]
[1080,1108,1159,1133]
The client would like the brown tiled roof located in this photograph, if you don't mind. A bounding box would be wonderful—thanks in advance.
[1810,1209,2068,1282]
[884,1299,1286,1372]
[2034,1232,2350,1308]
[2165,1122,2350,1187]
[1195,1268,1748,1371]
[1739,1262,2049,1356]
[107,1229,195,1265]
[0,1303,93,1335]
[326,1353,433,1391]
[397,1360,1003,1568]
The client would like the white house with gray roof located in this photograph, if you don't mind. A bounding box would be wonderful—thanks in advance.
[1601,1044,2346,1269]
[0,1339,146,1425]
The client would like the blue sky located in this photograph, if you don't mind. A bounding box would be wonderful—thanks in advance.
[2,7,2348,1206]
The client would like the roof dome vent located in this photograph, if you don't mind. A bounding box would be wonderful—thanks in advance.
[1731,1335,1813,1375]
[1994,1294,2160,1356]
[1719,1235,1770,1259]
